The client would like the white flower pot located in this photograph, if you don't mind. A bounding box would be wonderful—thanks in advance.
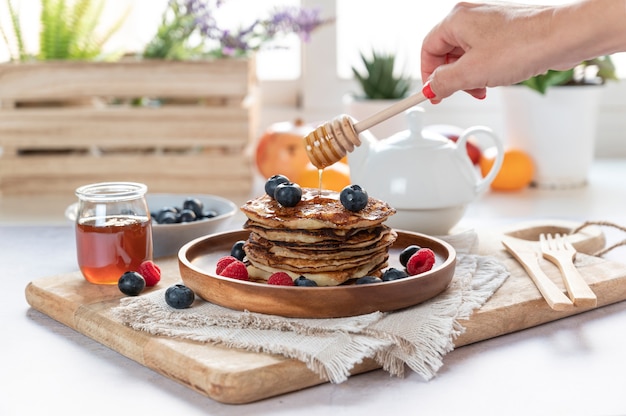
[501,85,603,189]
[342,94,409,140]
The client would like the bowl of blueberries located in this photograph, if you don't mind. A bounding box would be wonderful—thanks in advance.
[67,193,238,258]
[148,194,238,257]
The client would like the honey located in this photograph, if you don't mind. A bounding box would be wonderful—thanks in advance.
[318,168,323,194]
[76,216,152,285]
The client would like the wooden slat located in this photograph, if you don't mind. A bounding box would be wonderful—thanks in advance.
[0,153,253,196]
[0,175,252,196]
[0,177,252,196]
[0,59,255,100]
[0,106,251,148]
[0,153,251,176]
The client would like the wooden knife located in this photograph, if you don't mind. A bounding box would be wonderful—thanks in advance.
[501,236,573,311]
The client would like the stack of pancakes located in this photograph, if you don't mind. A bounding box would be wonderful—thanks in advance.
[240,188,397,286]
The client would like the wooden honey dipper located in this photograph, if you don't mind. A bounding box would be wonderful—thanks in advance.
[303,87,434,169]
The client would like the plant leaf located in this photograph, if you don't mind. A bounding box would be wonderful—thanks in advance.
[351,50,411,99]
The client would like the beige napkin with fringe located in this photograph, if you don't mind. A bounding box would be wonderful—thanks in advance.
[112,230,509,383]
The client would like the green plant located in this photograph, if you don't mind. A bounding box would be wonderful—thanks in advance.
[0,0,26,60]
[142,0,202,60]
[518,55,618,94]
[0,0,128,61]
[351,51,412,100]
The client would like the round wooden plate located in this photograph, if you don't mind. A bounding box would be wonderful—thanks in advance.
[178,229,456,318]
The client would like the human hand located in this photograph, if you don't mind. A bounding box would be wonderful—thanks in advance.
[420,2,558,103]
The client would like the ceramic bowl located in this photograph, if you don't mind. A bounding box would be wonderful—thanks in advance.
[66,193,238,258]
[147,194,237,257]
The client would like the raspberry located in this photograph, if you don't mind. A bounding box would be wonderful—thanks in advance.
[267,272,294,286]
[216,256,238,275]
[218,260,249,281]
[406,248,436,276]
[137,260,161,287]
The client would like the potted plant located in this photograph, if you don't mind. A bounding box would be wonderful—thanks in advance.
[500,56,617,189]
[343,50,414,139]
[517,56,617,94]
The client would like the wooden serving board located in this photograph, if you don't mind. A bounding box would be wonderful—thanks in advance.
[24,220,626,404]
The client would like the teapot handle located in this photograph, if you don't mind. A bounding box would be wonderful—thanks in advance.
[457,126,504,194]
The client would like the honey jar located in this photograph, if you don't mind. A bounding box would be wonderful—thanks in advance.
[74,182,153,285]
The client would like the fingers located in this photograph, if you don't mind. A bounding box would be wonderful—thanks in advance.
[423,57,488,103]
[423,82,486,104]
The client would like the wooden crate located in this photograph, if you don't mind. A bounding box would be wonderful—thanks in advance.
[0,58,258,198]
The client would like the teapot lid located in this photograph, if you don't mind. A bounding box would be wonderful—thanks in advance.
[385,107,451,149]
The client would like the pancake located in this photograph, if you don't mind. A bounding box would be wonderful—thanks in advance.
[248,228,397,259]
[246,256,389,287]
[240,187,397,286]
[241,188,395,230]
[245,242,390,272]
[245,221,389,246]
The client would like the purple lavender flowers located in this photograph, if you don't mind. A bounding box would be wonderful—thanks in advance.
[143,0,331,60]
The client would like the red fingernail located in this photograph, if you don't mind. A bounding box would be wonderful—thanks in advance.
[422,83,436,99]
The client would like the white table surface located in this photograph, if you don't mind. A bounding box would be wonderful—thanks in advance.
[2,159,626,416]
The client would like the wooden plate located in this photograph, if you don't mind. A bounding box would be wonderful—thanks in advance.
[178,230,456,318]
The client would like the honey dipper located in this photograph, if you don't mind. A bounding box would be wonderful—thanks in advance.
[304,86,434,169]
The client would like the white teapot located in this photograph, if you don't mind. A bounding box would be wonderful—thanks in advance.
[347,107,504,234]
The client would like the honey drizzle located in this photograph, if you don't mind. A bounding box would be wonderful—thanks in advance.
[318,168,323,195]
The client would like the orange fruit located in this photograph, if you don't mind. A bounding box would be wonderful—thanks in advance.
[297,162,351,192]
[480,148,534,191]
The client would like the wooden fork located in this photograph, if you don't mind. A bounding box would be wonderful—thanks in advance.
[539,233,597,308]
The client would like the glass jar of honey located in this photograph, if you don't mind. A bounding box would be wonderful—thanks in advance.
[75,182,153,285]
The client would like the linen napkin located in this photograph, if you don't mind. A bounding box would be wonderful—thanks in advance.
[112,230,509,383]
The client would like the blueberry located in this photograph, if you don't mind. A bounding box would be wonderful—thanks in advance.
[294,276,318,287]
[165,284,195,309]
[203,209,218,219]
[355,275,382,285]
[118,271,146,296]
[399,245,421,267]
[265,174,290,199]
[183,198,204,217]
[157,211,177,224]
[230,240,246,261]
[156,207,178,224]
[274,182,302,207]
[178,208,197,223]
[381,267,409,282]
[340,184,368,212]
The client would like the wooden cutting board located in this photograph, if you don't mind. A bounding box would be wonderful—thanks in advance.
[24,220,626,404]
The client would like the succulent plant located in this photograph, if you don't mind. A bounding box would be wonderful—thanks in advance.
[351,50,412,100]
[518,55,617,94]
